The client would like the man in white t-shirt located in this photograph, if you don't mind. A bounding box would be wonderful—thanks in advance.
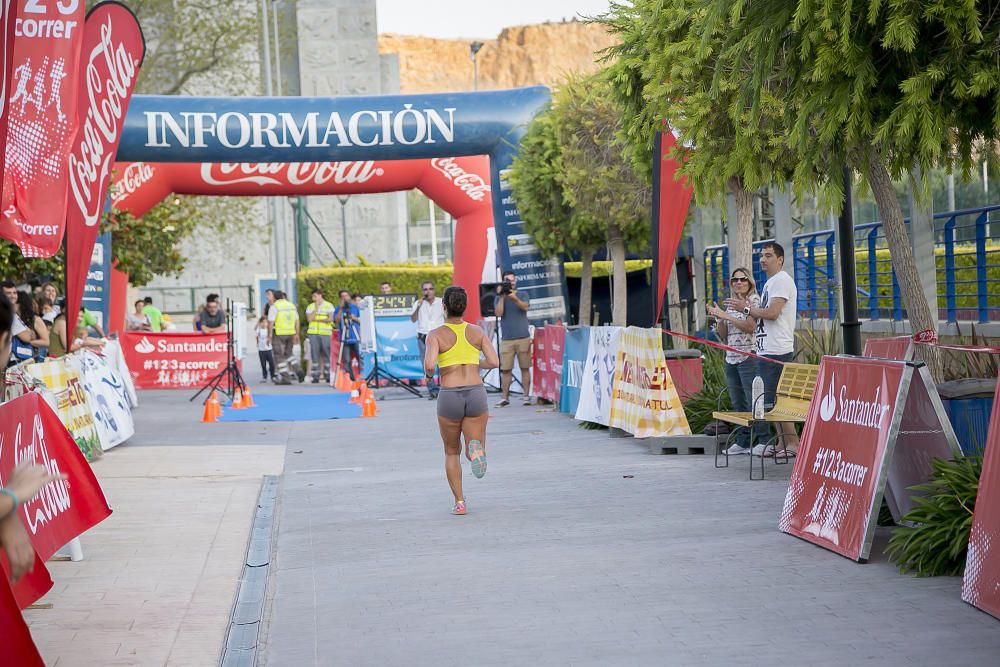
[411,281,446,399]
[725,241,798,456]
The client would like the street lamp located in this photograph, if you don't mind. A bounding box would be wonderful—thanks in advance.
[337,195,350,261]
[470,41,484,91]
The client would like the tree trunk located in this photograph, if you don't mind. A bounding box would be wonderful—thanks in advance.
[666,265,688,348]
[867,149,943,382]
[608,222,628,326]
[579,251,594,326]
[728,176,754,272]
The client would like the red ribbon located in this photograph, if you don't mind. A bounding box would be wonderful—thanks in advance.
[661,329,787,365]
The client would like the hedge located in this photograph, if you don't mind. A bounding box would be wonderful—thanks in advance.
[296,264,454,312]
[563,259,652,278]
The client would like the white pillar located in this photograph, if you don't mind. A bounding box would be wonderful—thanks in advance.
[429,199,438,265]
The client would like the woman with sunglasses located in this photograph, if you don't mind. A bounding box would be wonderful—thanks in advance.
[707,269,767,455]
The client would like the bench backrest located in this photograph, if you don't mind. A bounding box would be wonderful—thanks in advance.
[770,362,819,420]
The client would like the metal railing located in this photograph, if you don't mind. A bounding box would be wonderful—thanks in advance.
[138,285,256,315]
[704,204,1000,323]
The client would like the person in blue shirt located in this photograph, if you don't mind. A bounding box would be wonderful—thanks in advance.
[333,289,362,380]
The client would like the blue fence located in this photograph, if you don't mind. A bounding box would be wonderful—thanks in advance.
[705,204,1000,322]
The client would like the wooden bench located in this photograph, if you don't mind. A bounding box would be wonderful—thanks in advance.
[712,362,819,479]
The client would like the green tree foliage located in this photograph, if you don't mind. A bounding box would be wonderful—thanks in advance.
[600,0,795,271]
[705,0,1000,378]
[103,198,200,287]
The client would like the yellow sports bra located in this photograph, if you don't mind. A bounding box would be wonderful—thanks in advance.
[437,322,481,368]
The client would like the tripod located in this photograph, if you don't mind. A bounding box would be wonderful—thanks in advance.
[190,299,247,404]
[481,281,525,396]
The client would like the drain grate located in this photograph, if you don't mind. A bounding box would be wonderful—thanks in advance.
[219,475,279,666]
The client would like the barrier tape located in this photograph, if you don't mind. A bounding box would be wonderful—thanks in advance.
[916,341,1000,354]
[661,329,787,365]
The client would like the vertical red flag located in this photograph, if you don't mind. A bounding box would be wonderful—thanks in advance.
[0,0,86,257]
[64,1,145,334]
[651,129,694,325]
[0,1,25,190]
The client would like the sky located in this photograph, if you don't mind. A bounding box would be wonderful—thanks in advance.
[375,0,614,39]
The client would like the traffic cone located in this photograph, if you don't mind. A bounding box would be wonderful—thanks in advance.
[336,372,352,392]
[231,388,245,409]
[362,394,377,417]
[201,398,217,423]
[241,386,255,408]
[350,381,364,404]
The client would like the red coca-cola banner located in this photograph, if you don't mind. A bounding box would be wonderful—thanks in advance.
[962,375,1000,619]
[121,331,231,389]
[779,356,906,561]
[0,0,86,257]
[64,1,144,334]
[531,324,564,404]
[0,393,112,563]
[0,575,44,667]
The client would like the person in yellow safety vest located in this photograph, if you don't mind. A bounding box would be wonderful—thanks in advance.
[305,288,335,383]
[268,290,300,385]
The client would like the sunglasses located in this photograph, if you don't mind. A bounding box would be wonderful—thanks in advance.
[730,276,749,283]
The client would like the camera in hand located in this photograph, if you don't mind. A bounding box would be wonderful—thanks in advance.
[500,280,513,295]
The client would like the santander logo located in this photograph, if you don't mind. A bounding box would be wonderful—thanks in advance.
[68,13,142,228]
[135,337,155,354]
[430,158,490,201]
[818,372,892,430]
[200,161,383,188]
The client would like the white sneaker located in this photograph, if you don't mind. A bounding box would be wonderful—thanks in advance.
[752,443,776,457]
[726,444,751,456]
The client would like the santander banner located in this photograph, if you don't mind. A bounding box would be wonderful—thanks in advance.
[64,2,144,333]
[122,331,230,389]
[780,356,905,561]
[0,0,86,257]
[962,375,1000,620]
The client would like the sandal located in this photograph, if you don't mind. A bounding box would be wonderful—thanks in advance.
[773,449,797,458]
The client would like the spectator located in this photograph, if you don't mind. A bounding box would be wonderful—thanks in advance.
[352,293,364,308]
[708,268,766,455]
[37,297,54,326]
[254,315,275,382]
[726,241,799,458]
[0,295,68,579]
[305,288,334,383]
[263,288,276,318]
[333,289,361,381]
[494,271,532,407]
[2,281,33,365]
[379,281,392,294]
[411,281,445,399]
[268,290,300,384]
[13,292,48,362]
[199,296,227,334]
[142,297,164,332]
[41,282,60,323]
[126,300,151,331]
[80,307,106,339]
[49,309,103,356]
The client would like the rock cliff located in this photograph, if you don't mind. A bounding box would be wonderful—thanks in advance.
[379,20,617,94]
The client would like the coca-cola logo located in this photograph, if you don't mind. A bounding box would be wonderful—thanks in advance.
[67,10,143,227]
[199,161,384,188]
[430,158,491,201]
[0,414,72,535]
[112,162,154,204]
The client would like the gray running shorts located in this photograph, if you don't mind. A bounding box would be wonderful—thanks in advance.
[436,384,488,420]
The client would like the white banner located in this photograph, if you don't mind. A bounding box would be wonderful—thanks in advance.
[104,339,139,408]
[65,350,135,451]
[575,326,622,425]
[608,327,691,438]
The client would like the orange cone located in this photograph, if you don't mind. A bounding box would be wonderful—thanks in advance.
[201,398,217,423]
[337,372,352,392]
[362,394,377,417]
[350,381,364,404]
[241,387,255,408]
[231,388,245,409]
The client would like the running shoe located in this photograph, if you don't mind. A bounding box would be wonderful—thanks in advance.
[495,399,510,408]
[452,500,467,515]
[468,439,487,479]
[522,397,533,406]
[726,443,751,456]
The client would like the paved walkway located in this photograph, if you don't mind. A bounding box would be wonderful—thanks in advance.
[260,395,1000,666]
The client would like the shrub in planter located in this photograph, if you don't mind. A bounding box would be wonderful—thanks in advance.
[886,455,982,576]
[682,344,731,435]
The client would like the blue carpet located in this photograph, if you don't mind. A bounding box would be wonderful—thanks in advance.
[217,392,363,422]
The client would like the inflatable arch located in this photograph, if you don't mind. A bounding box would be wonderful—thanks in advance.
[112,157,494,319]
[115,87,567,324]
